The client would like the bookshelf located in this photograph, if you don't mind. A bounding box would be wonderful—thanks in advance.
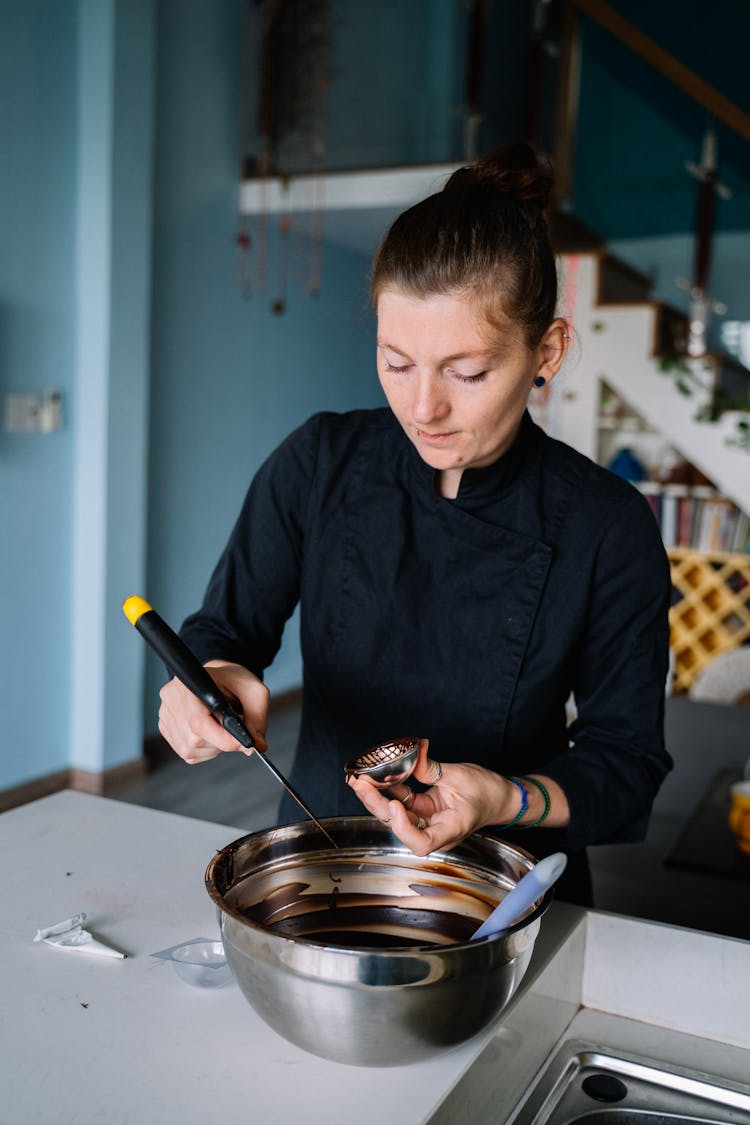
[595,382,750,693]
[638,482,749,554]
[596,382,750,554]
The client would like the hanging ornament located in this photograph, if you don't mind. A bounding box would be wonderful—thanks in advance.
[308,138,326,297]
[235,217,253,301]
[271,216,292,315]
[236,0,332,308]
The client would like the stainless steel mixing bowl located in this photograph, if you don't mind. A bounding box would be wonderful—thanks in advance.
[205,817,550,1067]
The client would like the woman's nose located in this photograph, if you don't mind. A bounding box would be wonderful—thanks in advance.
[411,372,449,424]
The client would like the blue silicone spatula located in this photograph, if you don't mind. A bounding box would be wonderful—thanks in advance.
[471,852,567,941]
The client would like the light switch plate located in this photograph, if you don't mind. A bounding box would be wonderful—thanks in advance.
[5,393,41,432]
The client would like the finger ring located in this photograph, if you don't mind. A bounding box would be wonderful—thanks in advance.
[402,789,415,808]
[416,816,427,830]
[430,760,443,784]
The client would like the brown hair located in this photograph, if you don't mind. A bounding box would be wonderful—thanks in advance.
[371,142,557,346]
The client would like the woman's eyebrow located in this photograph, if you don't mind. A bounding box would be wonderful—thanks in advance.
[441,349,494,363]
[378,341,495,363]
[377,341,415,362]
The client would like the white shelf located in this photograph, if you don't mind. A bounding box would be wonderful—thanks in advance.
[238,163,460,216]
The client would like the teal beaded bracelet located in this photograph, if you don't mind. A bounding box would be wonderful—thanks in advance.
[500,776,528,828]
[517,775,551,828]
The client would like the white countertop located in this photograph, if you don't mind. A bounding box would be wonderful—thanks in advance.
[2,791,749,1125]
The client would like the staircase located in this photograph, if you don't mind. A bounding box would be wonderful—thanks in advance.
[546,222,750,516]
[537,218,750,695]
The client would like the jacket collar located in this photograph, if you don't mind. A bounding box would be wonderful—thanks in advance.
[400,410,536,507]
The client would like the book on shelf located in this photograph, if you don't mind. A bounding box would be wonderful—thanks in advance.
[636,481,750,553]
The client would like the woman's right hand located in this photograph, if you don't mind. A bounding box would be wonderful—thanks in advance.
[158,660,269,764]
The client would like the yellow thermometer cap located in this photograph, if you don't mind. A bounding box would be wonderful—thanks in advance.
[122,595,153,625]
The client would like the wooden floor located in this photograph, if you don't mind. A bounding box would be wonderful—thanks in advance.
[111,702,300,834]
[108,696,750,943]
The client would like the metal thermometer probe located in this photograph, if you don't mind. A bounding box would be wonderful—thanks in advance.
[122,596,338,848]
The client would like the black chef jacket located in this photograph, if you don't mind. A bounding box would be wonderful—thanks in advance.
[181,408,672,877]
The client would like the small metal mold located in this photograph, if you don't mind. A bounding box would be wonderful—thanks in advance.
[345,737,421,788]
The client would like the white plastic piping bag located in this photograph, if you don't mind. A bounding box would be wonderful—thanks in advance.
[33,912,126,958]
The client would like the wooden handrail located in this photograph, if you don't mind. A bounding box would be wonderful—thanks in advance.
[571,0,750,144]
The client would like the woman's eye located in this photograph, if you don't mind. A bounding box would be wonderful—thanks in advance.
[450,370,488,384]
[381,360,487,382]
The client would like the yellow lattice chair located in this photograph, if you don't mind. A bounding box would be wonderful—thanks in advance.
[668,548,750,694]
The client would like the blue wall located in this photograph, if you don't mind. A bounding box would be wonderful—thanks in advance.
[573,6,750,241]
[1,1,78,786]
[607,0,748,119]
[143,0,383,725]
[310,0,467,169]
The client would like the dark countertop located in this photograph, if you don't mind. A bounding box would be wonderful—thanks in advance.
[589,696,750,940]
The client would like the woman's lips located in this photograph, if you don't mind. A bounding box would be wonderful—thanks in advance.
[415,429,457,444]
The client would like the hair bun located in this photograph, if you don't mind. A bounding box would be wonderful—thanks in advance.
[371,138,559,345]
[444,142,553,213]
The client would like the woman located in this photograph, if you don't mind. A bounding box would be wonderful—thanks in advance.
[159,143,672,903]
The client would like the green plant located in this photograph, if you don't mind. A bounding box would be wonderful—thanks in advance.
[658,357,750,443]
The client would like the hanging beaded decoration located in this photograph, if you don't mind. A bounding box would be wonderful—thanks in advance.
[237,0,332,311]
[235,216,253,301]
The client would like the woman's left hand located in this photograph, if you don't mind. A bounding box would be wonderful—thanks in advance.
[346,738,514,857]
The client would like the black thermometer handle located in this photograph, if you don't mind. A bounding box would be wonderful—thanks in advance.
[122,596,339,849]
[123,596,253,747]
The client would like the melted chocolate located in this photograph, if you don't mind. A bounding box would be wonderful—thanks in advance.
[274,904,477,948]
[228,858,505,951]
[239,888,480,949]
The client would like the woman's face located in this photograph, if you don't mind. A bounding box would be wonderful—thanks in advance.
[376,289,567,498]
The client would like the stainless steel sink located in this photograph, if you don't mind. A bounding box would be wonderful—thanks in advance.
[509,1039,750,1124]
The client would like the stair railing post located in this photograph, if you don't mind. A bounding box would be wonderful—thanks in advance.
[554,0,581,209]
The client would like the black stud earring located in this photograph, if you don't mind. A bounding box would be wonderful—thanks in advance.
[534,376,546,389]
